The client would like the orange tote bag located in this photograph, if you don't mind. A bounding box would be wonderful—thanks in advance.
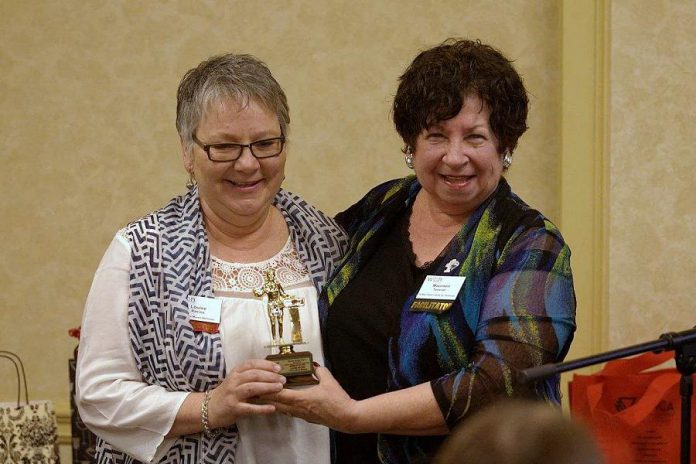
[569,351,695,464]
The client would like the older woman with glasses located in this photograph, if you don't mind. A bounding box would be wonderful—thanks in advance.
[76,53,347,464]
[271,39,576,464]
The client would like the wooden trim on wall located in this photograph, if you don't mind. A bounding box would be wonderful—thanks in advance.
[560,0,609,359]
[57,409,71,445]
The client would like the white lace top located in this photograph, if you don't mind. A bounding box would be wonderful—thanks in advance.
[214,237,327,464]
[76,234,328,464]
[211,238,309,292]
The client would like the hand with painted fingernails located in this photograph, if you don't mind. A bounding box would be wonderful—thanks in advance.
[261,363,361,433]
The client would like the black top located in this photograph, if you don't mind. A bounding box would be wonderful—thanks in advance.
[325,211,444,464]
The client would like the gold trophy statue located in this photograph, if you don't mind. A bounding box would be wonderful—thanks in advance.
[254,269,317,386]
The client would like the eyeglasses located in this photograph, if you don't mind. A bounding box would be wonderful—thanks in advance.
[192,134,286,162]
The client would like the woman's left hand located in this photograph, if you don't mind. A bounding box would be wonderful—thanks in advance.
[264,365,362,433]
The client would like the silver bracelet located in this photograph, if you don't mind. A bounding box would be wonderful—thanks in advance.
[201,390,220,437]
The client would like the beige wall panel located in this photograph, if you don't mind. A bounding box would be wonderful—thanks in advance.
[0,1,560,413]
[609,0,696,348]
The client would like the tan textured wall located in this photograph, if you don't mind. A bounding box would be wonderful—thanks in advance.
[609,1,696,348]
[0,1,561,413]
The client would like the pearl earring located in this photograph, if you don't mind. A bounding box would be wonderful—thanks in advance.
[502,152,513,169]
[402,145,414,169]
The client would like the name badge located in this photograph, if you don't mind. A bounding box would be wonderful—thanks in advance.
[410,275,466,314]
[188,295,222,333]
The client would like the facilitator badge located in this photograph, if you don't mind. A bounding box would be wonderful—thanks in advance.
[410,275,466,314]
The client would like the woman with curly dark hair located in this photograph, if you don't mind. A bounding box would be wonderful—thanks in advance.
[271,39,576,464]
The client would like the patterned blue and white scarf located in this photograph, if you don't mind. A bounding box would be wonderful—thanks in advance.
[95,187,348,464]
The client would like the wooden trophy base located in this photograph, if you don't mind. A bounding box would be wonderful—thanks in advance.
[266,344,318,387]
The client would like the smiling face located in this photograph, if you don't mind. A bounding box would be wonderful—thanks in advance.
[412,94,503,218]
[182,97,286,227]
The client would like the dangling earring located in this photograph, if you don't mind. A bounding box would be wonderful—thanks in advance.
[186,172,196,189]
[502,151,513,169]
[402,145,414,169]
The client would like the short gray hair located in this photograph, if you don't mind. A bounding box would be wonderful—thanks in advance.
[176,53,290,152]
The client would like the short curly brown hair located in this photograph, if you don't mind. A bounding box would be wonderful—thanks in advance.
[393,39,529,154]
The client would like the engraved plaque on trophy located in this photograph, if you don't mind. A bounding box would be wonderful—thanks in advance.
[254,269,318,387]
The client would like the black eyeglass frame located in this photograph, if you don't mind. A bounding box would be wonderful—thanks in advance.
[192,133,286,162]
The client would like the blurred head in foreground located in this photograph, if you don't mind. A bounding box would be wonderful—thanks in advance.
[433,400,604,464]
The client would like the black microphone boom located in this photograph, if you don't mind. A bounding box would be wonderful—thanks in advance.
[519,332,689,382]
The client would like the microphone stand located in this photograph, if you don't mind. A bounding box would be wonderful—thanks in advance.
[520,327,696,464]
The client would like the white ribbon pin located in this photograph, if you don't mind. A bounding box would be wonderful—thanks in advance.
[444,259,460,273]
